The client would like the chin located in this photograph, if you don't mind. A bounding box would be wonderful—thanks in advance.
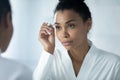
[64,46,72,50]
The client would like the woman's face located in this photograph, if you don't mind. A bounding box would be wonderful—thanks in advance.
[54,10,91,50]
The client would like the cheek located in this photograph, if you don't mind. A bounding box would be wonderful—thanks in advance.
[70,29,86,40]
[69,32,77,39]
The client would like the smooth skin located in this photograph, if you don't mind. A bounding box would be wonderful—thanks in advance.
[39,9,92,76]
[0,12,13,53]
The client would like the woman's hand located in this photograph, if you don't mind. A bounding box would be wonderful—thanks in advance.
[39,22,55,54]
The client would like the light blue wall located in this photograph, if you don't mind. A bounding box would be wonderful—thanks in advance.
[2,0,120,71]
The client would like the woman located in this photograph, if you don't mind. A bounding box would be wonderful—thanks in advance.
[0,0,32,80]
[33,0,120,80]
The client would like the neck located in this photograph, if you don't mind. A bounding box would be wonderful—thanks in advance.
[68,42,90,62]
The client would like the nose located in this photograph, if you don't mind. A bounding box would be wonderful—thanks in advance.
[60,28,69,38]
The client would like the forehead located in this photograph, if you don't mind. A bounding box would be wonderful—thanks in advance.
[54,10,82,23]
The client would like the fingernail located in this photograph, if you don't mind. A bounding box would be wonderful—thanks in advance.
[48,23,51,26]
[46,30,51,35]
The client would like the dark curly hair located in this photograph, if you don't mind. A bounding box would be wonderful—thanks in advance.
[0,0,11,24]
[54,0,91,22]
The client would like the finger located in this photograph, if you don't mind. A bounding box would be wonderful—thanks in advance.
[41,26,54,34]
[41,25,53,30]
[41,27,48,31]
[39,23,47,31]
[40,27,52,35]
[38,30,47,41]
[40,22,54,35]
[48,25,54,35]
[48,24,54,29]
[41,22,54,29]
[40,29,48,36]
[42,22,48,26]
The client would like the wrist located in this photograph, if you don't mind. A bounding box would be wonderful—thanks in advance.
[44,47,54,54]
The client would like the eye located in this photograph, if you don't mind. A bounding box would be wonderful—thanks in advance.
[55,26,61,30]
[68,24,75,29]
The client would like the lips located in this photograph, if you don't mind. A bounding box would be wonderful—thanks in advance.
[62,41,73,46]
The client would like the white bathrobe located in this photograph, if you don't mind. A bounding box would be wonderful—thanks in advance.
[0,50,32,80]
[34,43,120,80]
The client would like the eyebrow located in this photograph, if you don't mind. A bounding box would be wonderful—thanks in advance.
[54,19,76,25]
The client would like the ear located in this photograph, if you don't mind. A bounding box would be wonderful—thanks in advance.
[6,12,13,29]
[85,18,92,32]
[0,12,13,53]
[0,12,12,34]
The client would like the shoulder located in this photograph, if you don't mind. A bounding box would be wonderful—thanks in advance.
[0,57,29,69]
[94,46,120,65]
[0,57,32,79]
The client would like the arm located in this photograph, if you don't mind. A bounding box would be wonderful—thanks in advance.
[33,50,54,80]
[33,22,55,80]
